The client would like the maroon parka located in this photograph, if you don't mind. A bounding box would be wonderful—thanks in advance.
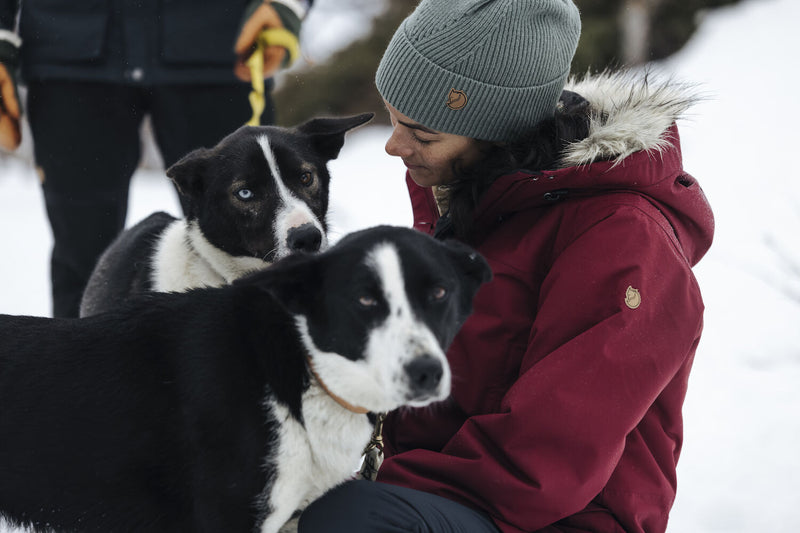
[376,74,715,533]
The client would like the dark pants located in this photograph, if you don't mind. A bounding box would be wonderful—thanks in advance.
[25,80,272,317]
[298,480,501,533]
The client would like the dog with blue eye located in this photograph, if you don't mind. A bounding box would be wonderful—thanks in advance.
[79,113,373,317]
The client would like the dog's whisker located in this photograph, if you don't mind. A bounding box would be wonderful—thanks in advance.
[261,246,278,261]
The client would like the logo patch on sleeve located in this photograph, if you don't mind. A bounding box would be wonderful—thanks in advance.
[625,286,641,309]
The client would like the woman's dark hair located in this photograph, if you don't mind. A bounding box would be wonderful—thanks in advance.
[443,90,591,241]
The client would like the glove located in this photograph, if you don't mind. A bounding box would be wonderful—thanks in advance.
[0,37,21,151]
[234,1,302,82]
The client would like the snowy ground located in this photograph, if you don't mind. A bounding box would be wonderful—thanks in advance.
[1,0,799,531]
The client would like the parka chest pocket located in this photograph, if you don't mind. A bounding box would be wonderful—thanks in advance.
[447,257,536,416]
[449,338,527,416]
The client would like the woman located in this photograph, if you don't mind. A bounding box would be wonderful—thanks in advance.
[299,0,713,531]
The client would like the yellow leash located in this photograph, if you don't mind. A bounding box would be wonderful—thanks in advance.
[245,27,301,126]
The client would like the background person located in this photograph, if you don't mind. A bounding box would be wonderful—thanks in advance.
[298,0,714,531]
[0,0,312,317]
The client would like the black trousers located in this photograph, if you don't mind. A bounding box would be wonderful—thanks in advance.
[297,480,501,533]
[26,80,272,317]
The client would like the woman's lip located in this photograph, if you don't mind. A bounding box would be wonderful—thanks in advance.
[404,161,423,170]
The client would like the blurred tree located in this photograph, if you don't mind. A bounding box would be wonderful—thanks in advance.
[273,0,416,127]
[274,0,741,127]
[574,0,742,72]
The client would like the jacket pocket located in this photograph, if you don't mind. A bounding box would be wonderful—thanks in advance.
[159,1,243,66]
[20,0,109,63]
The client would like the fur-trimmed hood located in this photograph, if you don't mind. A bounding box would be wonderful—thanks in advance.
[560,70,701,167]
[467,70,714,265]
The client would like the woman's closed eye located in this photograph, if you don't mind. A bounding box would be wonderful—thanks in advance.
[412,132,434,145]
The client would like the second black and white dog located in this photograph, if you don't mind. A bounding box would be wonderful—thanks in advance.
[79,113,373,316]
[0,225,492,533]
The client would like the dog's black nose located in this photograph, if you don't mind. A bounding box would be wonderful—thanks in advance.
[405,355,443,393]
[287,223,323,253]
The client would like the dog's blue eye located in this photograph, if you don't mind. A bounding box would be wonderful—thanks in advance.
[236,188,254,200]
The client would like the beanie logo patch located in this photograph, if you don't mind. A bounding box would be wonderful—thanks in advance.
[446,88,468,111]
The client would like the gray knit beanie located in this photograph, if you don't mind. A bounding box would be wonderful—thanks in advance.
[376,0,581,143]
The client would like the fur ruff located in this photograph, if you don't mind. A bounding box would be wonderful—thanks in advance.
[561,70,702,167]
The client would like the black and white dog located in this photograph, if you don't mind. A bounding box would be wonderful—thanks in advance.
[0,225,492,533]
[79,113,373,317]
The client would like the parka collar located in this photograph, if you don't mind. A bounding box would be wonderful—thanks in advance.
[470,72,712,265]
[409,71,714,266]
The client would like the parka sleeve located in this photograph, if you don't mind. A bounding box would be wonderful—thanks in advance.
[377,200,705,532]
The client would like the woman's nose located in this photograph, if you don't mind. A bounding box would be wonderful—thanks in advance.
[385,128,412,158]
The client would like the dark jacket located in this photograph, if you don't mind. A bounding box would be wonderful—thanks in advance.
[377,72,715,533]
[0,0,310,85]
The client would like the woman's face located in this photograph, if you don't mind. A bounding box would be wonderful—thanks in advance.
[383,101,489,188]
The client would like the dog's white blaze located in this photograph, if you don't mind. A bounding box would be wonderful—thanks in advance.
[258,396,371,533]
[256,135,327,257]
[365,243,451,406]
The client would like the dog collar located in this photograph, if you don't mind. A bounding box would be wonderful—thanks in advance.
[306,357,370,415]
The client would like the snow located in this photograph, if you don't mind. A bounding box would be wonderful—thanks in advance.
[295,0,387,66]
[1,0,799,530]
[656,0,800,530]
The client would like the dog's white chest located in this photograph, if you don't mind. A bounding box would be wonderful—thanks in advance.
[258,390,372,533]
[151,221,267,292]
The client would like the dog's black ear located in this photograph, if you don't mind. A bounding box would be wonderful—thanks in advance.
[243,252,321,315]
[166,147,213,198]
[296,113,374,161]
[440,240,492,322]
[443,239,493,292]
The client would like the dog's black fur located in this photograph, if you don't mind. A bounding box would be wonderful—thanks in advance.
[80,113,373,317]
[0,226,491,533]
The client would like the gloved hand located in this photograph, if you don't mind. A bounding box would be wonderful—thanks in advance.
[234,1,302,82]
[0,37,21,151]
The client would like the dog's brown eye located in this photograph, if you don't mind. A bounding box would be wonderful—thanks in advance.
[430,286,447,301]
[299,172,314,187]
[358,295,378,307]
